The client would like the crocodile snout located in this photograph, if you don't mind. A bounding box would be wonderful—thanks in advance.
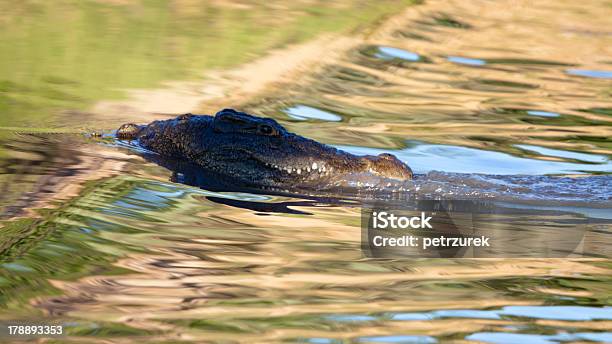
[116,123,143,140]
[364,153,413,180]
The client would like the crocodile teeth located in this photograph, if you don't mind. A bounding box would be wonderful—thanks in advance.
[312,162,318,170]
[296,168,301,174]
[307,167,311,172]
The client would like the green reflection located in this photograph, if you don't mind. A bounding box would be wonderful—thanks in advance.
[0,176,142,314]
[0,0,415,128]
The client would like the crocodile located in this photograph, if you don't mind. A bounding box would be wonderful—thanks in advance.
[116,109,412,190]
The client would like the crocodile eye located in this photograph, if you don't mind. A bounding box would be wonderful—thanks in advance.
[258,124,277,136]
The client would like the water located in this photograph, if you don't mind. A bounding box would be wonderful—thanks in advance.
[0,0,611,343]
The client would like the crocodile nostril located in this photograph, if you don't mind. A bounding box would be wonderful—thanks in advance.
[177,113,193,121]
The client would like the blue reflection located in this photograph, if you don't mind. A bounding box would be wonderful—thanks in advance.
[448,56,486,66]
[434,309,501,319]
[466,331,612,344]
[285,105,343,122]
[526,110,560,118]
[389,306,612,322]
[573,333,612,342]
[336,141,612,175]
[302,338,342,344]
[2,262,35,272]
[111,184,185,212]
[375,46,421,61]
[390,313,432,320]
[500,306,612,321]
[325,314,378,322]
[391,309,500,321]
[357,335,437,343]
[466,332,558,344]
[566,69,612,79]
[515,144,608,164]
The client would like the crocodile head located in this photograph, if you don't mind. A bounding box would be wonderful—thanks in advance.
[117,109,412,188]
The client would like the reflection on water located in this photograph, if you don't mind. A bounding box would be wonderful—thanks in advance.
[526,111,560,118]
[566,69,612,79]
[339,142,612,175]
[447,56,487,66]
[514,144,609,164]
[285,105,343,122]
[0,0,412,128]
[375,46,422,62]
[467,332,612,344]
[247,0,612,173]
[0,134,610,342]
[0,0,611,343]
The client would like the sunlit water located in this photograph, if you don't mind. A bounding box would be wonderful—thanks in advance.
[1,0,611,343]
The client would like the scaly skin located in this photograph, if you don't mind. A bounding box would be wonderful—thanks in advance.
[117,109,412,189]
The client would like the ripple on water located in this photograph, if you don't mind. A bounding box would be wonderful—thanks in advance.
[447,56,486,66]
[321,306,612,344]
[389,306,612,322]
[325,306,612,324]
[2,0,612,342]
[359,45,428,65]
[566,69,612,79]
[491,108,609,126]
[337,141,612,175]
[356,335,437,343]
[301,339,342,344]
[284,105,343,122]
[484,58,574,66]
[466,332,612,344]
[526,110,560,118]
[429,13,472,29]
[515,144,609,164]
[375,46,422,62]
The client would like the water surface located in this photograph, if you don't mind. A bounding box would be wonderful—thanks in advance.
[0,0,611,343]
